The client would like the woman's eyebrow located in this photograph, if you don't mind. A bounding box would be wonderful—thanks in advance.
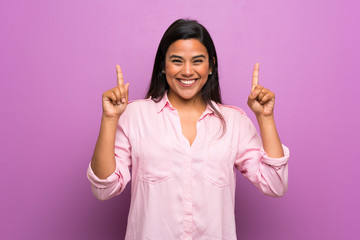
[192,54,206,59]
[169,54,206,59]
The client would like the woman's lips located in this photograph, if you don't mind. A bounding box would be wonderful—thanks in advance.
[176,78,197,87]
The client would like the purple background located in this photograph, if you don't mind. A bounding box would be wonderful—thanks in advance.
[1,0,359,239]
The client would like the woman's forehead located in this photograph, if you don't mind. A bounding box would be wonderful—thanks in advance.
[166,39,208,57]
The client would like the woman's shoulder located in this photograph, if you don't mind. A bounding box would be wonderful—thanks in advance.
[218,103,248,119]
[127,98,153,107]
[118,98,156,127]
[217,103,255,130]
[123,98,155,115]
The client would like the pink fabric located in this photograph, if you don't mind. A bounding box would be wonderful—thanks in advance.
[87,91,290,240]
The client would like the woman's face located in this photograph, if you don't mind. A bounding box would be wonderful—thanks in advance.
[164,39,212,104]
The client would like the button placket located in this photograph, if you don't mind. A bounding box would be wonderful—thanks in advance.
[183,149,193,237]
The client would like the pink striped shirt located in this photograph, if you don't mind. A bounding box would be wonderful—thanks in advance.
[87,91,289,240]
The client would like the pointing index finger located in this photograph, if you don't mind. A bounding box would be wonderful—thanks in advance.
[116,65,124,86]
[252,62,259,92]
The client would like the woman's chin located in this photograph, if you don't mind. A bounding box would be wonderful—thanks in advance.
[169,89,201,103]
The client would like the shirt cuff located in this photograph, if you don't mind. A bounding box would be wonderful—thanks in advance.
[86,162,120,189]
[260,144,290,167]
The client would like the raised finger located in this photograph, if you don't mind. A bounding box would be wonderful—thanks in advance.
[116,65,124,86]
[252,85,263,98]
[124,83,130,103]
[118,84,126,103]
[113,87,121,105]
[251,63,259,92]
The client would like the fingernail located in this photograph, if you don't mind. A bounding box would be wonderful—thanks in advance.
[117,101,120,105]
[122,98,126,103]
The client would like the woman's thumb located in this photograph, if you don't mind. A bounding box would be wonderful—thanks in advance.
[125,83,130,101]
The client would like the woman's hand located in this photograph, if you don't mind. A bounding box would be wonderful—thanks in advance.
[102,65,130,119]
[247,63,275,117]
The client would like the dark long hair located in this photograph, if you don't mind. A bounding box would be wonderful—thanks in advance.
[146,18,226,134]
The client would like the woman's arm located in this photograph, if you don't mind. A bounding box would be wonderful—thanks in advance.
[91,117,118,179]
[247,63,284,158]
[91,65,129,179]
[87,111,132,201]
[234,113,289,197]
[256,115,284,158]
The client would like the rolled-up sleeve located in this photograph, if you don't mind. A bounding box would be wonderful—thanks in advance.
[234,115,290,197]
[86,113,132,201]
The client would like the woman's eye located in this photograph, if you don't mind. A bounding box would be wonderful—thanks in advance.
[171,59,182,63]
[193,59,204,64]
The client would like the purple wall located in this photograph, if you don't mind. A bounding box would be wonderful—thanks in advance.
[1,0,359,239]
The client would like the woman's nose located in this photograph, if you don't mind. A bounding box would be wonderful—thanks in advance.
[181,63,193,76]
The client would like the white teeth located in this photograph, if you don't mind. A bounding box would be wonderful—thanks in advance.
[179,79,196,85]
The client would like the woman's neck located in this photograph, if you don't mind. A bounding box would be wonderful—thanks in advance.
[167,90,207,114]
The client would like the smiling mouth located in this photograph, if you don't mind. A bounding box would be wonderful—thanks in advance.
[177,78,198,86]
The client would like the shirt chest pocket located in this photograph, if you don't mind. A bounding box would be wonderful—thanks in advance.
[138,137,174,184]
[203,141,233,187]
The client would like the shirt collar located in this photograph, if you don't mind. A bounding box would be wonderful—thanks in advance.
[199,100,221,120]
[156,91,176,113]
[155,91,221,119]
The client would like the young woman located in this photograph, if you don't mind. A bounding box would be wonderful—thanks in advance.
[87,19,289,240]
